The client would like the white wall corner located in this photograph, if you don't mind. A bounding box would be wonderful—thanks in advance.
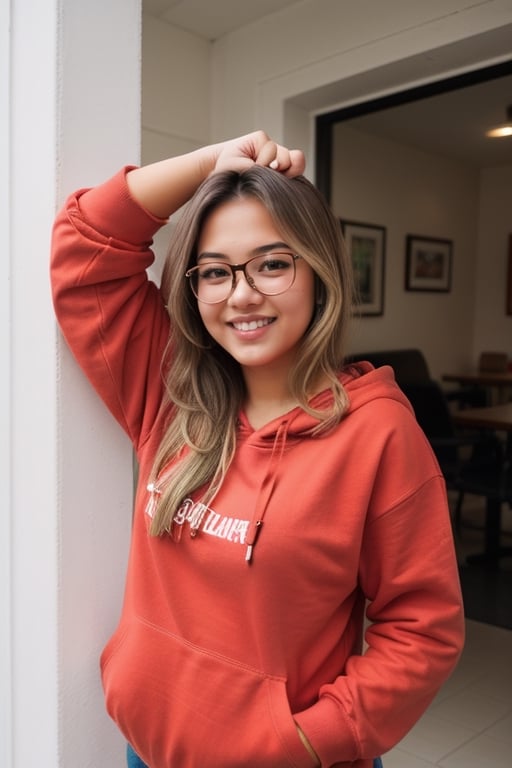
[5,1,142,766]
[56,2,142,765]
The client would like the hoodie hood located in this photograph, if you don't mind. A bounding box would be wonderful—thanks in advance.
[237,362,413,443]
[236,362,413,561]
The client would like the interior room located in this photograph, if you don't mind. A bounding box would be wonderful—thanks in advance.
[4,1,512,766]
[317,67,512,377]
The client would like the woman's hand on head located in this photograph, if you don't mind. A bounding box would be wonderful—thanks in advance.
[211,130,306,178]
[125,130,305,220]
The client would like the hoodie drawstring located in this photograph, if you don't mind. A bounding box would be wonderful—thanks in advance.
[245,420,289,564]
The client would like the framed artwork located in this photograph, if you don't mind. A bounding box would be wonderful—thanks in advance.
[507,234,512,316]
[405,235,452,292]
[341,219,386,316]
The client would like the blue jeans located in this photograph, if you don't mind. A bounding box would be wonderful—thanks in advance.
[126,743,384,767]
[127,744,147,768]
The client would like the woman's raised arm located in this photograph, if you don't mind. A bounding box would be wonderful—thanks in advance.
[125,130,305,218]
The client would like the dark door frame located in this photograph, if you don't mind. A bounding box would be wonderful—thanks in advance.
[315,59,512,203]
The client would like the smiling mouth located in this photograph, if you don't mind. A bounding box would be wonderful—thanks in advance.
[231,318,275,332]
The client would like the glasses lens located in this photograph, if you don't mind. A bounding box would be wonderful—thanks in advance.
[188,263,233,303]
[186,252,297,303]
[246,252,296,296]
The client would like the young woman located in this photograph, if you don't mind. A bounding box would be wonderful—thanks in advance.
[51,131,464,768]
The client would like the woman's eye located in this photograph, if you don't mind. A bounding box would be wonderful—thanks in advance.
[259,255,292,272]
[199,265,231,281]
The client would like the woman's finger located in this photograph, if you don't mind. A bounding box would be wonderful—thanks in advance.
[257,142,305,177]
[255,140,279,168]
[282,149,306,177]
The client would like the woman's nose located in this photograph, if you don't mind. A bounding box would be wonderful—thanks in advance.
[227,272,263,304]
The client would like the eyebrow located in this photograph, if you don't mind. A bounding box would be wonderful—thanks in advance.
[197,241,291,262]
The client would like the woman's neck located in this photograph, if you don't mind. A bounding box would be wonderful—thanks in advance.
[242,369,295,429]
[242,366,329,430]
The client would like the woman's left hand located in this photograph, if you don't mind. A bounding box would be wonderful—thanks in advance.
[295,722,321,767]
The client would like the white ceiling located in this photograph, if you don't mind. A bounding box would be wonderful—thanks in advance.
[341,73,512,170]
[142,0,302,40]
[142,0,512,169]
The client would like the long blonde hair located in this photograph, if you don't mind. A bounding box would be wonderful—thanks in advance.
[149,167,353,535]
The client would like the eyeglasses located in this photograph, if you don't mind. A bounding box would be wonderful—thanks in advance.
[185,252,302,304]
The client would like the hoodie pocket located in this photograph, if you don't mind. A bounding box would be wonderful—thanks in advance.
[101,616,316,768]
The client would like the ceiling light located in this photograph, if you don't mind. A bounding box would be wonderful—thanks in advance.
[486,104,512,138]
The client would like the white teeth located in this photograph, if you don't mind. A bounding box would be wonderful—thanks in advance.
[233,318,272,331]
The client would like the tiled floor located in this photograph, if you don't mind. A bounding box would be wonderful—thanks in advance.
[382,495,512,768]
[383,619,512,767]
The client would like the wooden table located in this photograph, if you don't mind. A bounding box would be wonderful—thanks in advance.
[443,371,512,405]
[452,403,512,567]
[443,371,512,387]
[453,402,512,432]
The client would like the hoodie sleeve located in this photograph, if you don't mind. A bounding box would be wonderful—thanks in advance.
[50,168,170,449]
[294,404,465,765]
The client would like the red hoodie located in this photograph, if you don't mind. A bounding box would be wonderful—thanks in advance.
[51,169,464,768]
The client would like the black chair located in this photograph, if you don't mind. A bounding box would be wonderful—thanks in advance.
[347,348,431,387]
[453,459,512,567]
[347,348,486,408]
[401,380,510,566]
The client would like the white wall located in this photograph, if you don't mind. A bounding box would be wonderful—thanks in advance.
[0,1,12,764]
[331,123,480,379]
[140,2,512,170]
[3,1,140,766]
[141,13,212,272]
[475,165,512,360]
[210,0,512,160]
[141,14,211,165]
[3,2,60,765]
[57,2,142,765]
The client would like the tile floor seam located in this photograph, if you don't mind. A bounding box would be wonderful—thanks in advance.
[428,696,512,731]
[437,732,512,768]
[432,729,483,764]
[480,711,512,743]
[435,735,487,767]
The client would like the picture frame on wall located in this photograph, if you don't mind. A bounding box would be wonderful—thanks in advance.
[341,219,386,316]
[405,234,452,292]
